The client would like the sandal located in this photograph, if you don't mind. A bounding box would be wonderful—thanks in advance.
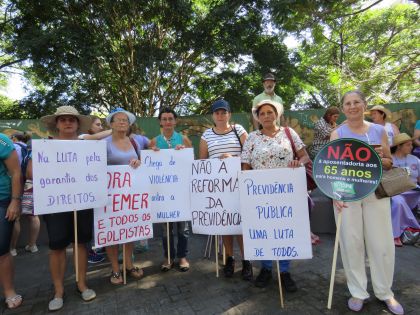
[5,294,22,309]
[161,260,174,272]
[110,271,123,285]
[126,266,144,279]
[179,261,190,272]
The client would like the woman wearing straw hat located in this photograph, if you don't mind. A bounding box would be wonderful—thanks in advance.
[332,91,403,315]
[241,99,311,291]
[40,106,96,311]
[367,105,399,146]
[390,133,420,247]
[104,107,143,285]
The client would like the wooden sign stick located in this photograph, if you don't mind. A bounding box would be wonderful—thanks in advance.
[215,235,219,278]
[167,222,171,266]
[276,261,284,308]
[327,211,343,309]
[123,244,127,285]
[73,211,79,283]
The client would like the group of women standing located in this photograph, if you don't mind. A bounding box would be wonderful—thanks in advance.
[1,90,416,315]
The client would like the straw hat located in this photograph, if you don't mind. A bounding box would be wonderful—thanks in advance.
[40,106,91,133]
[105,107,136,126]
[392,133,415,147]
[252,99,284,123]
[365,105,392,122]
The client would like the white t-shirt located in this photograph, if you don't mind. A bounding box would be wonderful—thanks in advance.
[201,124,246,158]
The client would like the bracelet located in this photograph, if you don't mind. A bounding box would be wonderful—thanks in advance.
[11,196,22,201]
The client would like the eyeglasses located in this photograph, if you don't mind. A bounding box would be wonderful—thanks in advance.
[112,118,129,123]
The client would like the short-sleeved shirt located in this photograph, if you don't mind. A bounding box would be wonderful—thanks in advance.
[241,127,304,169]
[201,125,246,158]
[415,120,420,130]
[337,123,384,145]
[155,131,183,149]
[392,154,420,184]
[132,134,150,150]
[252,92,283,108]
[0,134,15,201]
[105,136,141,165]
[310,117,334,158]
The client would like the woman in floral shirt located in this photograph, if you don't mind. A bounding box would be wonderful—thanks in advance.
[241,99,311,291]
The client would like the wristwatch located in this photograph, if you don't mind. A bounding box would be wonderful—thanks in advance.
[11,196,22,201]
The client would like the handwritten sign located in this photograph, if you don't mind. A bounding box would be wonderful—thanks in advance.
[93,166,153,247]
[239,168,312,260]
[141,148,194,223]
[313,139,382,201]
[32,140,107,215]
[191,157,241,235]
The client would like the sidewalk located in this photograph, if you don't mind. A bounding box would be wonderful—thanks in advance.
[3,234,419,314]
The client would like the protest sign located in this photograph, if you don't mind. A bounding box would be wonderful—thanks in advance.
[32,140,107,215]
[141,148,194,223]
[313,138,382,201]
[239,167,312,261]
[191,157,242,235]
[94,165,153,248]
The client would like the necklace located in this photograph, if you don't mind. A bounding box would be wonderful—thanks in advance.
[162,132,173,148]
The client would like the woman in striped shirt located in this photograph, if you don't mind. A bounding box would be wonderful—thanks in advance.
[199,99,252,281]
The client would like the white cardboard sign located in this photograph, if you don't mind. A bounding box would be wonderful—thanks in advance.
[239,167,312,260]
[141,148,194,223]
[94,166,153,247]
[191,157,242,235]
[32,140,107,215]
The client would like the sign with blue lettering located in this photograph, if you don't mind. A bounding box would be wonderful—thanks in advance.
[239,167,312,260]
[32,140,107,214]
[94,166,153,247]
[191,157,242,235]
[313,139,382,201]
[141,148,194,223]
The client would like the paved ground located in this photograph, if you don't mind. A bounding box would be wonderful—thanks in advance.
[2,233,419,315]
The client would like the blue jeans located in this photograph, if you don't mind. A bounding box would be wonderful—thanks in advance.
[0,199,14,256]
[162,221,190,259]
[261,260,290,273]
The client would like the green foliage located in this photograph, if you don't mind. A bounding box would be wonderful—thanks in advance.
[9,0,297,117]
[270,1,420,107]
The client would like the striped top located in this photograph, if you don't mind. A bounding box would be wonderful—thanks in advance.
[201,124,246,158]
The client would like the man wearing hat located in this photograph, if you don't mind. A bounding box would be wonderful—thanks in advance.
[252,73,283,129]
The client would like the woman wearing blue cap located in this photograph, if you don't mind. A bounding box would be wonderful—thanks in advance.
[199,99,253,280]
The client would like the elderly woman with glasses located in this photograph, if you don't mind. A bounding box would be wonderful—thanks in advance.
[104,108,143,284]
[331,91,403,315]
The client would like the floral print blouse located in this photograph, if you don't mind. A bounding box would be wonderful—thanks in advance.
[241,127,305,170]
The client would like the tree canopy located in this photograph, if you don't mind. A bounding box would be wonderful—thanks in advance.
[1,0,419,118]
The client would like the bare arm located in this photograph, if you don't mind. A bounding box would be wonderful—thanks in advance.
[4,151,22,221]
[182,136,192,148]
[80,129,112,140]
[391,123,400,136]
[241,163,252,170]
[199,139,209,159]
[414,128,420,147]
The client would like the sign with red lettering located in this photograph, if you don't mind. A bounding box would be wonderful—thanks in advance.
[191,157,242,235]
[94,165,153,247]
[32,140,107,214]
[313,138,382,201]
[141,148,194,223]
